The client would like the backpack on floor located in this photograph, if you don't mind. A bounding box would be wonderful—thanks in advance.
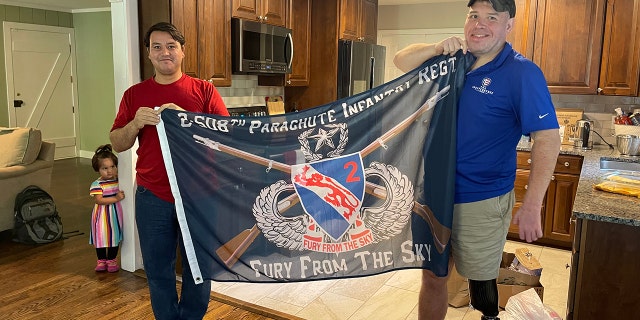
[13,185,63,244]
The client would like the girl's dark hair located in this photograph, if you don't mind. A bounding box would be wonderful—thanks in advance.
[92,144,118,172]
[143,22,186,48]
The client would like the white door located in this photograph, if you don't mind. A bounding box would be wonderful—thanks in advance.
[3,22,79,159]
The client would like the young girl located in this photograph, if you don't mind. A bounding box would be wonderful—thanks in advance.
[89,144,124,272]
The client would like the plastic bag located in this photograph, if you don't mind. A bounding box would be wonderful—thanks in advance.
[498,288,561,320]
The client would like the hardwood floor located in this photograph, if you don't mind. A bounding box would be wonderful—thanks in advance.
[0,158,299,320]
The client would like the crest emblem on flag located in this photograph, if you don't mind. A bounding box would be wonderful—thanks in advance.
[246,123,418,255]
[291,153,365,241]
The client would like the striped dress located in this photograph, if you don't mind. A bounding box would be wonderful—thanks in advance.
[89,178,123,247]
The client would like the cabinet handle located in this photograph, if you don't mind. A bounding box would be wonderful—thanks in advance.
[524,184,528,190]
[527,159,532,164]
[263,16,268,21]
[286,80,291,84]
[258,15,263,21]
[564,162,570,167]
[597,87,603,93]
[551,175,555,181]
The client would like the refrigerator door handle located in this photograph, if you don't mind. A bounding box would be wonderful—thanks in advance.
[369,56,375,90]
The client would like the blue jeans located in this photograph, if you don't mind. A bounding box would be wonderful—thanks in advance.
[135,186,211,320]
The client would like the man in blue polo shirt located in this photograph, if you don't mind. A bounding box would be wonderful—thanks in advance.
[393,0,560,319]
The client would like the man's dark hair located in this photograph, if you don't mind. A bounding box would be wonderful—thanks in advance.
[143,22,186,48]
[467,0,516,18]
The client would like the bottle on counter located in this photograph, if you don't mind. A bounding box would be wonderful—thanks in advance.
[615,107,633,125]
[631,113,640,126]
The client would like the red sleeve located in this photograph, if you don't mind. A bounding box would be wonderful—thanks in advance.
[111,88,135,131]
[206,84,229,116]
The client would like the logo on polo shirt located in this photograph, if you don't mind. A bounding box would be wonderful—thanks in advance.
[472,77,494,95]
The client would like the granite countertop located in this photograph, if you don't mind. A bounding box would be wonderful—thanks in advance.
[519,143,640,227]
[571,146,640,227]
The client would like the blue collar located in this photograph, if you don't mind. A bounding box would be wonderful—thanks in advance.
[469,42,513,74]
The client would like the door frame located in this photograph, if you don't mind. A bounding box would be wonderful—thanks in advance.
[3,21,80,158]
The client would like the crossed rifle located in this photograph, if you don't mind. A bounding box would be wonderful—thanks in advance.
[193,86,452,268]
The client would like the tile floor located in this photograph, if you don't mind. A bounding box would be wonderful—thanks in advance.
[211,240,572,319]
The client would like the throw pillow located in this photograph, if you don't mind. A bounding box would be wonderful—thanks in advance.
[0,127,42,167]
[22,128,42,165]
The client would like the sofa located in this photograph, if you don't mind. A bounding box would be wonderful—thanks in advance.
[0,127,55,232]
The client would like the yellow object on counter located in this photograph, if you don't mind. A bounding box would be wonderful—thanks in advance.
[594,179,640,198]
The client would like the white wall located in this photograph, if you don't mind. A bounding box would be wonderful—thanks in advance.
[378,28,463,81]
[378,2,467,81]
[378,1,467,30]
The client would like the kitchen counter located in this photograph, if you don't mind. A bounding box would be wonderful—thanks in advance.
[570,145,640,227]
[562,144,640,319]
[517,143,640,226]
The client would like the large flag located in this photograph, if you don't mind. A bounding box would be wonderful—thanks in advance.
[158,52,473,284]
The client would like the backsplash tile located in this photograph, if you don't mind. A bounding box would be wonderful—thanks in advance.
[217,74,284,109]
[553,94,640,144]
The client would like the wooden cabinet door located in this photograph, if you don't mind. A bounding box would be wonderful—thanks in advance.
[339,0,360,41]
[568,220,640,319]
[198,0,232,86]
[232,0,260,21]
[598,0,640,96]
[286,0,310,86]
[262,0,287,27]
[509,169,543,235]
[139,0,231,85]
[232,0,286,26]
[361,0,378,43]
[532,0,606,94]
[511,151,579,248]
[506,0,537,58]
[171,0,199,78]
[138,0,171,81]
[543,173,578,244]
[339,0,378,43]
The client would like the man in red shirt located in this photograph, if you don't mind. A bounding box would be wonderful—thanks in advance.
[110,22,229,319]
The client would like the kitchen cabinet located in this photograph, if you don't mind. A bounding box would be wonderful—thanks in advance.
[231,0,287,27]
[532,0,606,95]
[284,0,379,111]
[506,0,537,59]
[598,0,640,96]
[509,169,543,236]
[339,0,378,43]
[138,0,232,86]
[510,0,640,96]
[509,152,583,248]
[566,218,640,319]
[256,0,311,89]
[285,0,311,86]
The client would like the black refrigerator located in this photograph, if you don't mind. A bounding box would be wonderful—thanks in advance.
[337,40,386,99]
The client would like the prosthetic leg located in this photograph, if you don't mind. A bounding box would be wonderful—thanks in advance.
[469,279,500,320]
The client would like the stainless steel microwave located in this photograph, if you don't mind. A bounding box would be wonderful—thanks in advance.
[231,18,293,75]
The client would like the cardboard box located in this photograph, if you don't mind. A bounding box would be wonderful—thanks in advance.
[556,108,584,145]
[497,251,544,309]
[511,248,543,276]
[266,96,285,115]
[447,265,470,307]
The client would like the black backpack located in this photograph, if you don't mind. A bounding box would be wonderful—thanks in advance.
[13,185,63,244]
